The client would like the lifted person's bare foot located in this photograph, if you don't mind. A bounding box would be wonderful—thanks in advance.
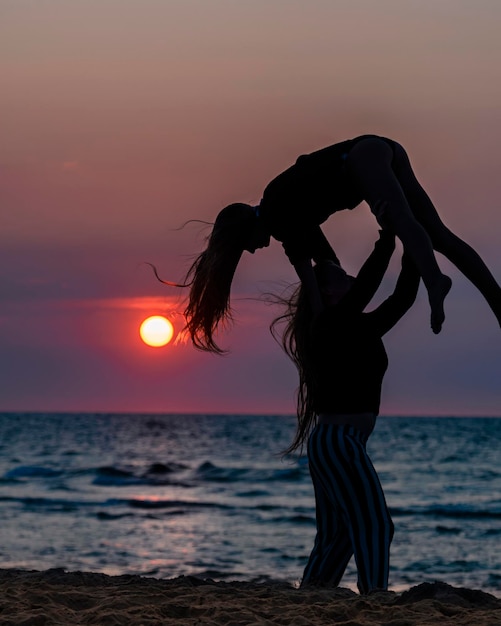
[429,274,452,334]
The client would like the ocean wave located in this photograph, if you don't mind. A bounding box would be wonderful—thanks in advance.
[392,504,501,519]
[0,494,235,514]
[3,465,62,479]
[0,495,84,512]
[125,498,233,511]
[195,461,306,483]
[92,465,192,488]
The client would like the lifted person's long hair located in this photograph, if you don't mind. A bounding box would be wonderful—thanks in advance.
[184,203,254,354]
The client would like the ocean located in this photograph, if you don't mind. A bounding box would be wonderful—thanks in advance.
[1,413,500,595]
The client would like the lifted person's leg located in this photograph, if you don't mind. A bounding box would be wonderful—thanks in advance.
[347,137,452,333]
[391,141,501,328]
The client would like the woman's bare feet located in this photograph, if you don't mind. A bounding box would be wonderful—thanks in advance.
[429,275,452,334]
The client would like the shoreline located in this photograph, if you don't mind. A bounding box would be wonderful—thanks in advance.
[1,568,500,625]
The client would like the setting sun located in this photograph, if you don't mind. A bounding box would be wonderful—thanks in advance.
[139,316,174,347]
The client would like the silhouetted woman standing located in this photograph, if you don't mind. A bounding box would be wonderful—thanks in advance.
[273,231,420,594]
[182,135,500,351]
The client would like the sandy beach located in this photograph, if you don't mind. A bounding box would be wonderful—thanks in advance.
[0,569,500,626]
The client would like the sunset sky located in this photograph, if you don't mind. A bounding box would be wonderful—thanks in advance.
[1,0,500,416]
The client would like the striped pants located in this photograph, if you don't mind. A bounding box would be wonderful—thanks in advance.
[301,424,394,594]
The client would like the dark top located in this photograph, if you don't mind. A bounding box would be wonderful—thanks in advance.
[310,235,419,416]
[258,134,395,264]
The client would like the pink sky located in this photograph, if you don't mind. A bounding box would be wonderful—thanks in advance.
[1,1,500,415]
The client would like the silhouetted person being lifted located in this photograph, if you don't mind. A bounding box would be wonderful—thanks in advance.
[182,135,501,351]
[272,231,420,594]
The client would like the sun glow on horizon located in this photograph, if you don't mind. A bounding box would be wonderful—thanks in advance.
[139,316,174,347]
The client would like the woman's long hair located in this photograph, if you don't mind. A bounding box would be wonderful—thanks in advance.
[184,203,255,354]
[271,280,319,455]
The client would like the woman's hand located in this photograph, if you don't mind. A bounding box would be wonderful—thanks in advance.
[376,229,396,250]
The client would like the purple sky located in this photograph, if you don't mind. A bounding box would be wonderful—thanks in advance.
[1,1,500,415]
